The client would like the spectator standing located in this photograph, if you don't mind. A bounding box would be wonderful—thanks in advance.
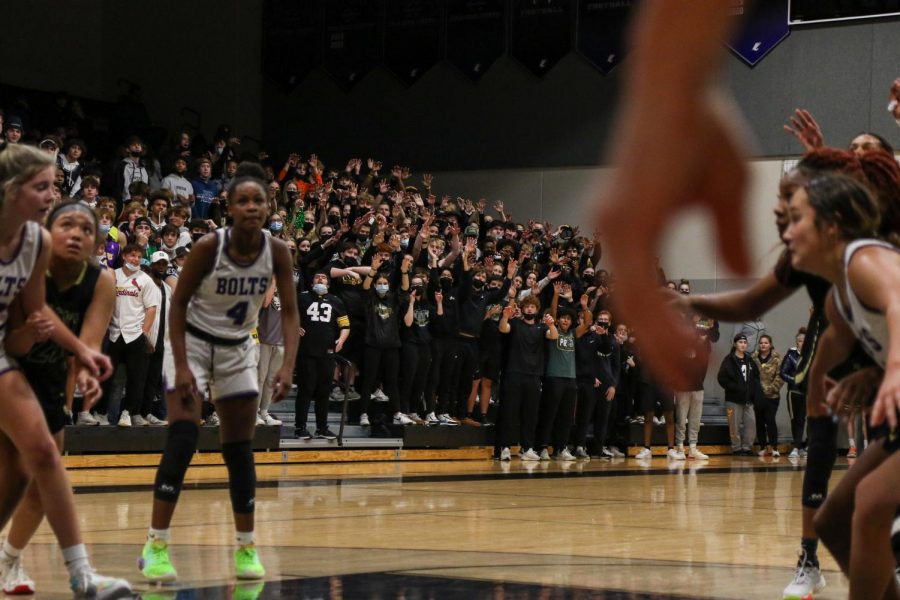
[57,138,85,197]
[111,136,149,207]
[733,319,766,354]
[718,333,762,455]
[399,274,437,423]
[754,334,784,457]
[139,252,172,426]
[161,157,195,210]
[780,328,807,458]
[191,157,221,220]
[256,282,286,428]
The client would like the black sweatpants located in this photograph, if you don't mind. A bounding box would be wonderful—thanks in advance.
[755,395,779,447]
[101,335,150,418]
[399,342,431,415]
[141,347,164,418]
[455,337,480,417]
[786,390,807,449]
[426,337,459,415]
[296,355,335,431]
[536,376,577,452]
[573,379,599,448]
[358,345,400,416]
[498,373,541,450]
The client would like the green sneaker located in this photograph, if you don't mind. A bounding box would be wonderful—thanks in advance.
[139,539,178,582]
[234,544,266,580]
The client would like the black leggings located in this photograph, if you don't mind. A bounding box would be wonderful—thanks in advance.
[573,379,599,448]
[358,345,400,416]
[100,335,150,417]
[141,347,164,418]
[755,395,779,447]
[498,373,541,450]
[537,377,577,451]
[399,342,431,415]
[786,390,807,449]
[425,338,459,415]
[295,355,335,431]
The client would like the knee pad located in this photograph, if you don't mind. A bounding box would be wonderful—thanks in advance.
[222,440,256,514]
[802,416,838,508]
[154,420,199,504]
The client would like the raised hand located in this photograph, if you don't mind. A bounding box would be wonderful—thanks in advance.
[506,258,518,279]
[542,313,555,326]
[477,199,486,213]
[493,200,504,214]
[391,165,402,178]
[401,166,411,180]
[422,173,433,188]
[783,108,824,152]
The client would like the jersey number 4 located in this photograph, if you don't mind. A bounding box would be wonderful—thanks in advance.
[306,302,332,323]
[226,301,249,326]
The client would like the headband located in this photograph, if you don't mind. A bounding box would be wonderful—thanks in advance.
[47,201,98,227]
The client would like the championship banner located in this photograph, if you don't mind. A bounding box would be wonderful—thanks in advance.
[446,0,505,82]
[727,0,790,67]
[575,0,638,75]
[511,0,574,78]
[384,0,442,86]
[322,0,382,89]
[262,0,322,92]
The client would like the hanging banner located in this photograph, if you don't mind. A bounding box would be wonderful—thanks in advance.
[575,0,638,75]
[727,0,790,67]
[511,0,574,78]
[384,0,442,86]
[446,0,505,82]
[262,0,322,92]
[323,0,382,89]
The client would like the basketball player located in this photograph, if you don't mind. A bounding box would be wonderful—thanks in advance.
[0,145,131,597]
[139,162,299,582]
[0,201,115,595]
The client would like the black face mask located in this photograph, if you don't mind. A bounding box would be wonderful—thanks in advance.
[344,256,359,266]
[472,279,485,291]
[191,232,205,242]
[302,222,315,232]
[440,277,453,289]
[129,150,141,158]
[328,214,341,226]
[583,274,594,283]
[412,286,424,296]
[522,313,536,322]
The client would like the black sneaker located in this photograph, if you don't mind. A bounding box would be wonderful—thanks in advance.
[294,426,312,440]
[315,428,337,440]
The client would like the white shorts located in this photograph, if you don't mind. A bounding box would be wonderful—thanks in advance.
[165,333,260,402]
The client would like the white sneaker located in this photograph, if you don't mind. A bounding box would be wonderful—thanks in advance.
[425,412,440,425]
[668,447,686,460]
[1,558,35,594]
[789,447,800,459]
[609,446,625,458]
[93,412,109,426]
[147,414,168,426]
[131,414,148,427]
[255,414,266,426]
[393,412,414,425]
[330,387,344,401]
[652,416,662,425]
[69,567,132,599]
[117,410,131,428]
[264,414,283,426]
[438,414,459,426]
[372,389,389,402]
[599,447,614,459]
[77,411,99,426]
[359,413,370,426]
[783,553,826,599]
[574,446,590,459]
[207,412,220,427]
[558,448,576,461]
[635,447,652,459]
[689,445,709,460]
[520,448,540,461]
[773,449,781,457]
[499,447,511,461]
[539,448,551,461]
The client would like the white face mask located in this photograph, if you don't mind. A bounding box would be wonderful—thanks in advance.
[123,262,140,272]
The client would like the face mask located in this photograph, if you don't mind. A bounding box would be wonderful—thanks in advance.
[411,285,424,296]
[99,224,111,236]
[313,283,328,295]
[375,283,389,296]
[522,313,535,322]
[328,214,341,226]
[400,239,409,249]
[583,274,594,283]
[440,277,453,288]
[129,150,141,158]
[176,265,183,274]
[303,222,315,232]
[269,221,284,233]
[472,279,485,290]
[344,255,359,266]
[123,262,140,272]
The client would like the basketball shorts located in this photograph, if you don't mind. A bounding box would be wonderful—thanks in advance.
[165,331,260,402]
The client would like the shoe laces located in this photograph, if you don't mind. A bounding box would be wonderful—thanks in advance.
[7,559,28,583]
[792,549,817,583]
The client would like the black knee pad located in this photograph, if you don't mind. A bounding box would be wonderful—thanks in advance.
[222,440,256,514]
[154,420,199,504]
[802,416,838,508]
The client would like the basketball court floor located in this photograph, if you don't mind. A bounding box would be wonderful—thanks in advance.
[8,455,851,598]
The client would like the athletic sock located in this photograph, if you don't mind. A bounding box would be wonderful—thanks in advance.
[800,537,819,567]
[848,437,856,448]
[62,544,91,578]
[236,531,255,547]
[148,527,171,543]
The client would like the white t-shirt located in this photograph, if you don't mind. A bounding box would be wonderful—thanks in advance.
[109,267,160,343]
[162,174,194,206]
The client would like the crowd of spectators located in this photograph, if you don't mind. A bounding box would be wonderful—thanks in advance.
[0,100,804,460]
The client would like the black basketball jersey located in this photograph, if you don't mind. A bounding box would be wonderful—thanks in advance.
[298,291,349,357]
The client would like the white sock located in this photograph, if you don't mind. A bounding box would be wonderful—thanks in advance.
[148,528,171,543]
[62,544,90,577]
[848,437,856,448]
[1,540,22,562]
[236,531,254,546]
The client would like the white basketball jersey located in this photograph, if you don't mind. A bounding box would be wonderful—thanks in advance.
[186,228,272,340]
[833,239,894,368]
[0,222,42,336]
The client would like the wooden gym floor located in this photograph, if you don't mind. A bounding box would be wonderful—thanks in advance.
[4,454,852,598]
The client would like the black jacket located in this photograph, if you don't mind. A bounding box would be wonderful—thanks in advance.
[717,352,762,405]
[780,348,802,393]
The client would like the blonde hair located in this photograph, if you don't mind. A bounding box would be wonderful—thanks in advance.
[0,144,55,209]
